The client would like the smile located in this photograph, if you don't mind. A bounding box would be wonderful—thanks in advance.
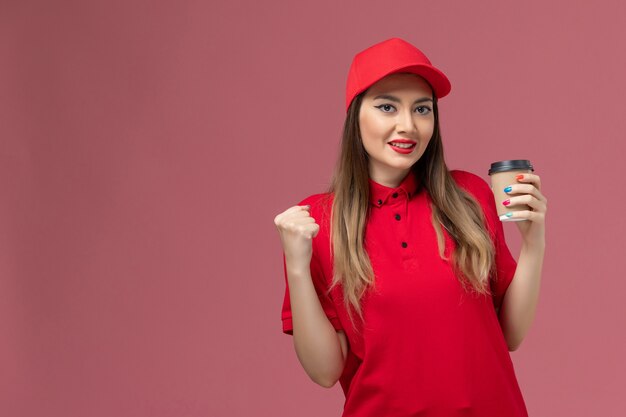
[388,142,416,154]
[390,143,415,149]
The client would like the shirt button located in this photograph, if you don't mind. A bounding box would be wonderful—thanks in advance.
[395,213,401,220]
[401,242,407,248]
[392,192,398,198]
[377,199,383,205]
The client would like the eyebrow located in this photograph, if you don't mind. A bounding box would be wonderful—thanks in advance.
[373,94,433,104]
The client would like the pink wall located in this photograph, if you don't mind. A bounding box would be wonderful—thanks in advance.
[1,1,624,416]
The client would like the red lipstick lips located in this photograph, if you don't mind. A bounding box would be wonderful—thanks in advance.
[388,138,417,154]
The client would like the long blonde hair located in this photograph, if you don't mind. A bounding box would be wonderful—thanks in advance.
[321,88,496,336]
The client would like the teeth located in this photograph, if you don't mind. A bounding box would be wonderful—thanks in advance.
[390,142,414,149]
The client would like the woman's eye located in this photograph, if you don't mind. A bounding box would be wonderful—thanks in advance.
[416,106,432,115]
[375,104,396,112]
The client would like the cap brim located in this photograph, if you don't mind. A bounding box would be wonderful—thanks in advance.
[386,64,451,99]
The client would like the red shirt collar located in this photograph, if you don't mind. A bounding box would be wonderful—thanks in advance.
[368,171,420,207]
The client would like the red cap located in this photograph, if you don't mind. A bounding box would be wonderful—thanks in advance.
[345,37,451,112]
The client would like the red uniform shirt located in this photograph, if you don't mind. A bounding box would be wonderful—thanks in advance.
[281,169,528,417]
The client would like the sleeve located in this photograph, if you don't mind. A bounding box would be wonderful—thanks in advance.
[474,174,518,311]
[453,170,518,311]
[486,196,518,311]
[280,198,343,335]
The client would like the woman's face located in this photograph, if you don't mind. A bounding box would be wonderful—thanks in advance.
[359,73,435,187]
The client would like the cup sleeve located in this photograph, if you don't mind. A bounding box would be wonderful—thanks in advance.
[281,247,343,336]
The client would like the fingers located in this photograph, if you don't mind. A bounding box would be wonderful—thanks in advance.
[516,173,541,191]
[274,205,311,224]
[501,173,548,221]
[504,183,541,198]
[274,204,317,236]
[500,209,545,223]
[504,177,547,205]
[502,193,547,212]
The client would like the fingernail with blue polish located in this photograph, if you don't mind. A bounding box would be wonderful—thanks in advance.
[504,186,512,193]
[499,212,514,221]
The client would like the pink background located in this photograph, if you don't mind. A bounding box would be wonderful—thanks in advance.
[1,1,624,416]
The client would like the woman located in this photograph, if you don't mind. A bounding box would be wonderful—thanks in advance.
[274,37,547,417]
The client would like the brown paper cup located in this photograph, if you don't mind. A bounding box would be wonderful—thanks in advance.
[488,160,534,222]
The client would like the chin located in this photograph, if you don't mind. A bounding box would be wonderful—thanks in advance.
[387,162,415,172]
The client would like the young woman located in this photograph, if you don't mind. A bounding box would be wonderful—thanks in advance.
[274,37,547,417]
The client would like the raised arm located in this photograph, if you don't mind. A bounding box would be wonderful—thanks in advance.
[276,203,346,387]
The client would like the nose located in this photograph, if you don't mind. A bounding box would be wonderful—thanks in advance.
[396,107,417,136]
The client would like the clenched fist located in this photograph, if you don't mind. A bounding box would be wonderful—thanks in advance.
[274,204,320,273]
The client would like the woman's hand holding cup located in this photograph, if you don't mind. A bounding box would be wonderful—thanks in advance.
[488,160,547,248]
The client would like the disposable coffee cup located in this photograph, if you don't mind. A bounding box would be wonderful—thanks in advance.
[488,160,534,222]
